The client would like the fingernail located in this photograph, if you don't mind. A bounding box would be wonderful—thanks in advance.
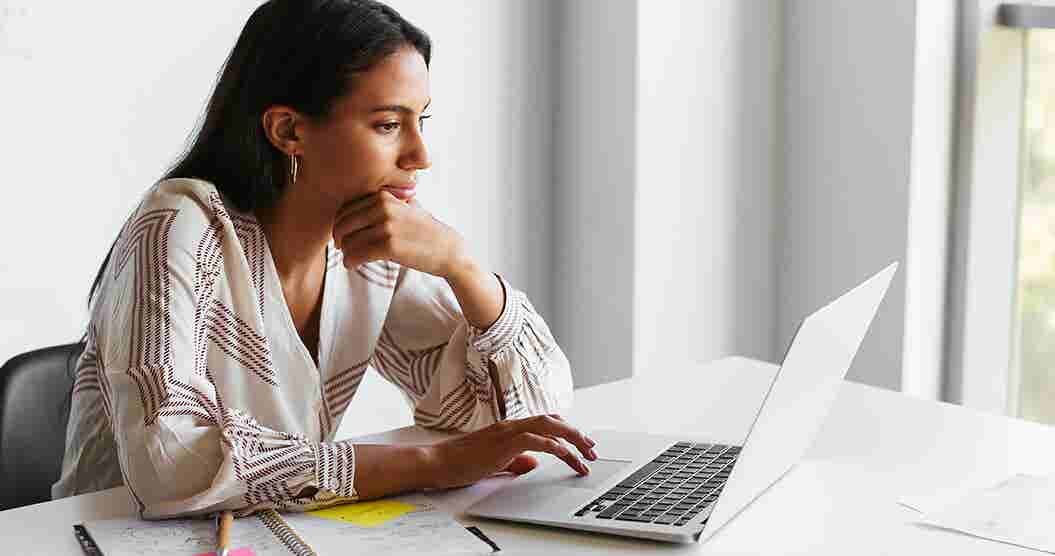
[580,462,590,475]
[588,448,598,460]
[586,437,596,447]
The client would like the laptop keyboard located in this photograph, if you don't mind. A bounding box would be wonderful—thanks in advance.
[574,442,741,527]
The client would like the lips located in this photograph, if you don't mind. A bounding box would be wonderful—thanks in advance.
[381,183,416,201]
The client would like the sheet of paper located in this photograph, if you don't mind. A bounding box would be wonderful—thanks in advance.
[898,473,1009,514]
[82,493,493,555]
[284,493,491,555]
[912,474,1055,554]
[308,498,417,526]
[82,515,289,556]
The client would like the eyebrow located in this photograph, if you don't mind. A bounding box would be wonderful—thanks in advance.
[369,99,431,115]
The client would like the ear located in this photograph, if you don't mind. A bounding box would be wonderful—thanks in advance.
[261,105,306,156]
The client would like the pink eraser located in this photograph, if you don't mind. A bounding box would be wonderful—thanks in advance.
[192,548,256,556]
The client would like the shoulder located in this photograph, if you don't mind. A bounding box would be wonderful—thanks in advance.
[126,178,242,248]
[105,179,255,288]
[138,177,228,220]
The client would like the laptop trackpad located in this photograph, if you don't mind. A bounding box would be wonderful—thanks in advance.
[531,458,634,490]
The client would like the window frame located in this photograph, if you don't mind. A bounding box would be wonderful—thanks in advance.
[944,1,1055,415]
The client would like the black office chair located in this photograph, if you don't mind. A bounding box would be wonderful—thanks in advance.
[0,342,84,511]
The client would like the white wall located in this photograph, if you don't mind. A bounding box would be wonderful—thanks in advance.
[903,0,958,400]
[633,0,783,375]
[551,0,638,388]
[779,0,917,390]
[549,0,785,387]
[3,1,939,416]
[1,1,262,362]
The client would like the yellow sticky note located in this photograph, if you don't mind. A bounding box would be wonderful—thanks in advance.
[308,500,417,527]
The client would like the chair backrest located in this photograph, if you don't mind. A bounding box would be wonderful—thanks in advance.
[0,343,84,511]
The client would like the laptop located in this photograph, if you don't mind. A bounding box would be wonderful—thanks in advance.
[466,262,898,543]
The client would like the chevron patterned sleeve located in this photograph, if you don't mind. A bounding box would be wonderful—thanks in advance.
[95,181,359,519]
[370,267,574,432]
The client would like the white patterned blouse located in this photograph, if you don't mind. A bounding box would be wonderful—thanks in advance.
[51,178,573,519]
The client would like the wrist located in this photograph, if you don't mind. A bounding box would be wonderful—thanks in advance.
[443,251,481,285]
[412,445,441,490]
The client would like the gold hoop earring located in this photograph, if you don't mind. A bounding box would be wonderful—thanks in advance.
[290,153,299,185]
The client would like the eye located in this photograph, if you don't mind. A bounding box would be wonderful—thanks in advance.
[376,114,432,135]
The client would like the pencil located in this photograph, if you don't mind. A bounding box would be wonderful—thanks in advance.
[216,510,233,556]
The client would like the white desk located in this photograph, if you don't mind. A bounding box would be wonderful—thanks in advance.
[3,357,1054,554]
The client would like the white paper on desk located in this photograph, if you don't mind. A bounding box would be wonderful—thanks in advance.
[914,474,1055,554]
[80,513,293,556]
[80,493,492,556]
[898,474,1009,514]
[281,493,492,555]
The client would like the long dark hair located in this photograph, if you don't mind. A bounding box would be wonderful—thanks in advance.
[85,0,430,309]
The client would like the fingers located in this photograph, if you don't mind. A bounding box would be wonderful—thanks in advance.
[334,201,389,246]
[514,432,589,475]
[339,228,393,268]
[511,415,597,462]
[336,190,383,218]
[333,190,408,236]
[503,453,539,475]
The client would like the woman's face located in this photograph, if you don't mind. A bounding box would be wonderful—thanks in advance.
[297,46,432,208]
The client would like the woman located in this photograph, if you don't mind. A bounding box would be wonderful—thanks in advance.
[52,0,595,518]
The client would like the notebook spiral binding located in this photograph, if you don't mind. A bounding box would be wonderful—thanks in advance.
[257,510,318,556]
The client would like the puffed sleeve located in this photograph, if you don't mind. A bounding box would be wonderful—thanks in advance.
[96,182,359,519]
[370,266,574,432]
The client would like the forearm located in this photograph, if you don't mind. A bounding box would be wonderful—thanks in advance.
[352,444,434,500]
[444,256,504,331]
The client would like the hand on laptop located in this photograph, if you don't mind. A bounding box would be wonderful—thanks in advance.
[421,414,598,489]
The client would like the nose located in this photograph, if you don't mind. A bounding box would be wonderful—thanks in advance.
[399,124,431,172]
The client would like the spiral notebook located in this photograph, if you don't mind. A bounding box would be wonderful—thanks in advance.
[73,493,499,555]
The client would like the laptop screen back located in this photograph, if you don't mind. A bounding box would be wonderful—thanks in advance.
[702,263,897,538]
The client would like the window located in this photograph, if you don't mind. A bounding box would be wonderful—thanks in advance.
[949,3,1055,423]
[1013,26,1055,424]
